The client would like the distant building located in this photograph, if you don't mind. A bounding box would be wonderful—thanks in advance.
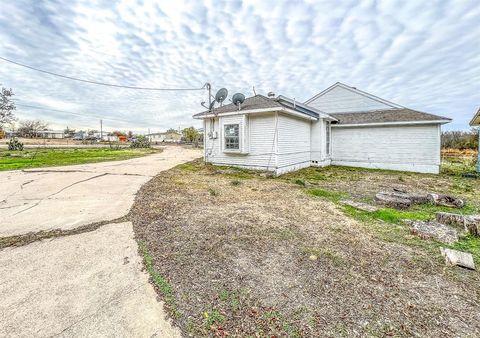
[147,131,182,143]
[37,130,65,139]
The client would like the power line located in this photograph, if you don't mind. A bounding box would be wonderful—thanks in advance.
[15,103,155,125]
[0,56,206,91]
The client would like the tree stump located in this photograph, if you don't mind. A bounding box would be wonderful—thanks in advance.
[427,193,464,208]
[435,212,480,237]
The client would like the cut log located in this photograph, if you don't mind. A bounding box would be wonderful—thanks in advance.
[427,193,464,208]
[375,192,412,209]
[410,220,458,244]
[435,212,480,237]
[440,248,475,270]
[375,191,429,209]
[465,215,480,236]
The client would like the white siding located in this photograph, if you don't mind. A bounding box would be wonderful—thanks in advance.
[204,113,277,170]
[331,124,441,173]
[307,86,394,113]
[277,113,311,168]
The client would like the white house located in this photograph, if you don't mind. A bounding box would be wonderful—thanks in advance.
[194,83,451,175]
[146,131,182,143]
[37,130,65,139]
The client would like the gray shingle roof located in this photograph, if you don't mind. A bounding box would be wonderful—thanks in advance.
[193,95,284,117]
[330,108,451,125]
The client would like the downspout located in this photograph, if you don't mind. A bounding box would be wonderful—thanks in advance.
[477,128,480,173]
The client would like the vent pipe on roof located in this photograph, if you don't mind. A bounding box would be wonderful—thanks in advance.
[293,98,296,108]
[267,91,275,98]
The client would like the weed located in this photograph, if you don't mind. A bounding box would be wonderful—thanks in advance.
[261,310,301,338]
[208,188,218,196]
[139,242,176,307]
[203,310,226,330]
[306,188,347,202]
[306,246,346,266]
[293,178,306,186]
[230,180,242,186]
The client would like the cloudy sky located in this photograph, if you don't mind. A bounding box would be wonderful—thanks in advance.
[0,0,478,132]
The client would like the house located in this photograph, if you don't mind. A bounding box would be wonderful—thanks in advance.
[193,82,451,175]
[469,107,480,172]
[147,131,182,143]
[37,130,65,139]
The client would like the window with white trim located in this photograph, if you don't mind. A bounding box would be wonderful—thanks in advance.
[224,124,240,150]
[326,121,331,156]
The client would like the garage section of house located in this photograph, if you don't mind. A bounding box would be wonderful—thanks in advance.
[306,83,452,174]
[327,108,450,174]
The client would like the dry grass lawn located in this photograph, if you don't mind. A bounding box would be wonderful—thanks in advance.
[130,160,480,337]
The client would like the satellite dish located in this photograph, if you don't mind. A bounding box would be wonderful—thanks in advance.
[215,88,228,103]
[232,93,245,106]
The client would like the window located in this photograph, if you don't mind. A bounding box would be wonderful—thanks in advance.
[224,124,240,150]
[326,121,331,156]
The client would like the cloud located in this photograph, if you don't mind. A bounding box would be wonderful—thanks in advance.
[0,0,478,132]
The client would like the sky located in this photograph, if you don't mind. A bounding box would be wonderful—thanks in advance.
[0,0,479,133]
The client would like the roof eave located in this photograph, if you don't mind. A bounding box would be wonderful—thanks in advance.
[193,107,318,121]
[469,108,480,126]
[276,95,335,120]
[332,119,451,127]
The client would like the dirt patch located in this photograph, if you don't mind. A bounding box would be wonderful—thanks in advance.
[131,161,480,337]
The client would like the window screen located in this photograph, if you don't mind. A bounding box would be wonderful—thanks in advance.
[224,124,240,150]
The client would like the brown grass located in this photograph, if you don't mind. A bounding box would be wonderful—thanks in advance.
[131,161,480,337]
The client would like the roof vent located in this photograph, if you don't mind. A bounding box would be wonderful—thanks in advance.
[267,92,275,98]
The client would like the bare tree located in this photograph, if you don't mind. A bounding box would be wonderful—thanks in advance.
[0,86,16,127]
[17,120,49,138]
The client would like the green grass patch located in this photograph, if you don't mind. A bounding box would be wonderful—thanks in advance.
[441,156,477,176]
[0,147,156,171]
[139,242,177,311]
[306,188,347,202]
[203,309,226,330]
[261,310,302,338]
[371,208,431,224]
[176,162,203,172]
[452,235,480,266]
[230,179,242,186]
[208,188,218,196]
[343,205,480,264]
[214,165,259,179]
[292,178,306,186]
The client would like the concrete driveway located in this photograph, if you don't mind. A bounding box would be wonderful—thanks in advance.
[0,146,201,337]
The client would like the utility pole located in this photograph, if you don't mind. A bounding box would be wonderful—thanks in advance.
[100,119,103,141]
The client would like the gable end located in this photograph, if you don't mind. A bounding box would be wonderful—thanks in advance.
[305,82,403,114]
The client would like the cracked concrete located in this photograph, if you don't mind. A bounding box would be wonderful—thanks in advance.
[0,146,200,236]
[0,146,201,337]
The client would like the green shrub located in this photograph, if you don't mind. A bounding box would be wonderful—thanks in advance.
[130,135,151,148]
